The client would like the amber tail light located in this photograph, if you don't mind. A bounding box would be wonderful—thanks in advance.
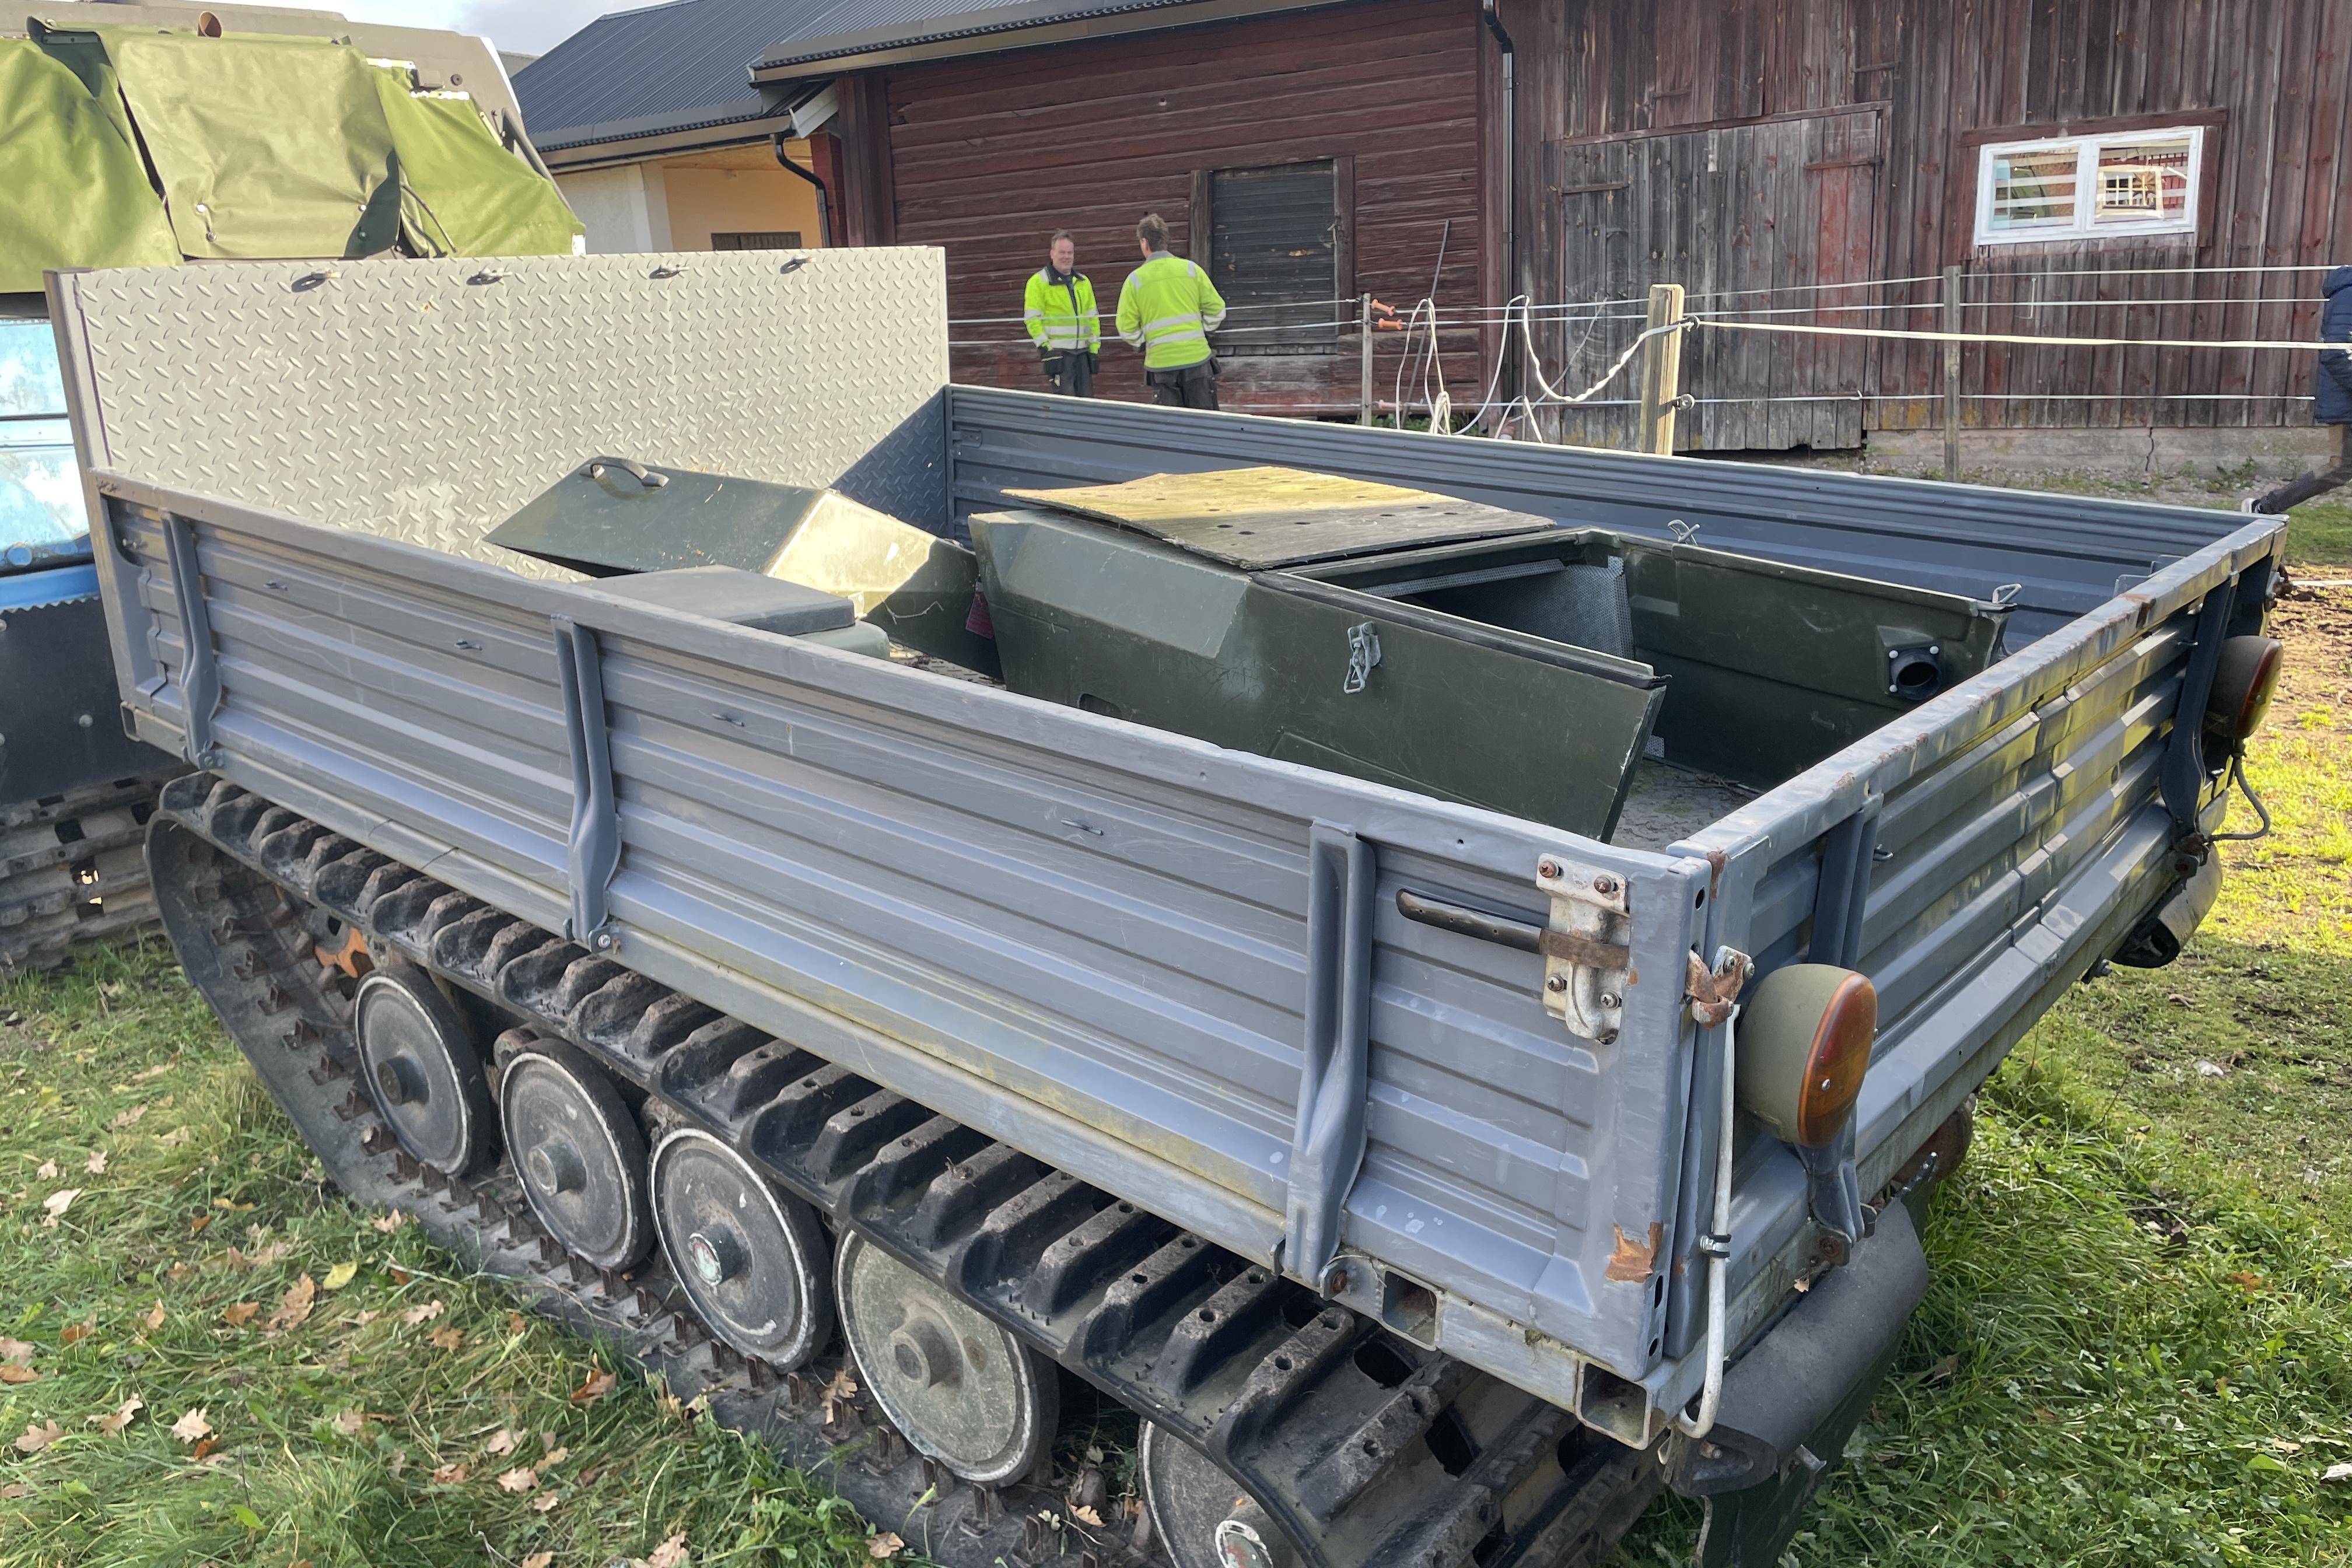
[1732,964,1878,1149]
[2204,636,2284,744]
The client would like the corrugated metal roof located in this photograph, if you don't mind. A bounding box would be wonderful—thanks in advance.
[513,0,836,152]
[751,0,1214,74]
[516,0,1260,150]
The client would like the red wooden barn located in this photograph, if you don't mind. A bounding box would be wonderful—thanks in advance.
[521,0,2350,450]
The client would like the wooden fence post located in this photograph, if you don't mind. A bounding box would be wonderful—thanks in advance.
[1943,264,1964,480]
[1636,283,1686,456]
[1359,293,1374,426]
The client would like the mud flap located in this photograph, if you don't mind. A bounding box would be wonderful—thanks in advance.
[1669,1202,1930,1567]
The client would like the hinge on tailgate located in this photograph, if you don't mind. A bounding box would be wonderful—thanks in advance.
[1535,855,1633,1045]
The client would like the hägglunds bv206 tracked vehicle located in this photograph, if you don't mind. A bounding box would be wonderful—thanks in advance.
[48,249,2284,1568]
[1,0,578,968]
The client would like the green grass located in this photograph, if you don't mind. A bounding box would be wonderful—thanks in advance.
[0,952,891,1567]
[4,526,2350,1567]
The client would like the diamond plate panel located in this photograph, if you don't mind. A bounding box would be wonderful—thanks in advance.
[64,250,950,577]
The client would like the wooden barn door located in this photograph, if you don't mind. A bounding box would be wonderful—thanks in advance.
[1547,107,1885,452]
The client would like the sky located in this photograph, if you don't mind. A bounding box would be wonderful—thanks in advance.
[267,0,610,59]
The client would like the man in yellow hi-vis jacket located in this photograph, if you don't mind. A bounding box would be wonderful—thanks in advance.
[1115,212,1226,410]
[1023,229,1100,397]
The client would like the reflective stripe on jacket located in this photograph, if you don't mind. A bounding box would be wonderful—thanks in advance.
[1023,267,1100,352]
[1115,251,1227,370]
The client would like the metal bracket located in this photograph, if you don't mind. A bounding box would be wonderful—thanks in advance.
[1283,822,1377,1288]
[1808,796,1882,969]
[1342,622,1381,694]
[552,615,621,951]
[1535,855,1632,1044]
[2160,578,2238,832]
[160,512,221,766]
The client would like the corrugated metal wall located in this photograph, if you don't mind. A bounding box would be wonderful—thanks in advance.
[1513,0,2350,445]
[873,0,1488,414]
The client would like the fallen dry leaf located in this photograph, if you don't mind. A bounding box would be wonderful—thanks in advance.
[155,1127,192,1147]
[89,1396,143,1434]
[13,1420,64,1454]
[0,1337,33,1364]
[40,1188,82,1228]
[134,1063,172,1082]
[142,1300,166,1332]
[108,1105,146,1129]
[192,1436,220,1462]
[867,1531,904,1560]
[645,1534,691,1568]
[541,1445,568,1466]
[570,1367,617,1405]
[496,1466,538,1493]
[222,1302,259,1327]
[821,1367,859,1423]
[267,1275,317,1333]
[0,1482,27,1499]
[1926,1353,1961,1384]
[246,1240,290,1267]
[187,1212,210,1234]
[59,1317,94,1346]
[530,1489,561,1513]
[353,1310,379,1326]
[2227,1271,2266,1292]
[370,1210,408,1233]
[2325,1461,2352,1484]
[170,1408,212,1444]
[430,1326,463,1352]
[1071,1504,1105,1528]
[486,1428,519,1457]
[332,1409,367,1436]
[522,1555,554,1568]
[0,1365,37,1385]
[83,1152,107,1175]
[34,1160,57,1181]
[401,1299,445,1328]
[431,1462,468,1485]
[322,1261,359,1291]
[508,1312,527,1335]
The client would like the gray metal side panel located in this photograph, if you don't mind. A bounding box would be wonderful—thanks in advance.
[50,252,952,578]
[95,470,1711,1394]
[944,386,2249,643]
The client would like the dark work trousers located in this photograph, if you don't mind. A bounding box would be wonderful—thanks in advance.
[1147,359,1219,411]
[2253,424,2352,514]
[1043,351,1094,397]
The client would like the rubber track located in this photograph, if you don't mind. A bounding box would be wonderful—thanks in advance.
[0,774,174,972]
[150,774,1661,1568]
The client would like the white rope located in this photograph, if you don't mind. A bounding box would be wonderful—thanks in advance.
[1699,318,2347,352]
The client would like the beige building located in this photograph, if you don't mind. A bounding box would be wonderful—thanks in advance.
[555,142,825,255]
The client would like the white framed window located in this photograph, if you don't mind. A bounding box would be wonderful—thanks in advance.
[1973,125,2203,245]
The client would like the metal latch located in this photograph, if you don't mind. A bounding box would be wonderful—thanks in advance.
[1535,855,1633,1044]
[1342,622,1381,694]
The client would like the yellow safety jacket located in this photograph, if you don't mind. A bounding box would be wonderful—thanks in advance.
[1024,267,1100,354]
[1115,251,1227,370]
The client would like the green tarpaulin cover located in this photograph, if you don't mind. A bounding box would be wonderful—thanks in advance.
[0,39,181,292]
[80,26,404,260]
[8,22,579,277]
[372,74,583,258]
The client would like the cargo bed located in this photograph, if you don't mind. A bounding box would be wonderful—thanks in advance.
[50,250,2283,1450]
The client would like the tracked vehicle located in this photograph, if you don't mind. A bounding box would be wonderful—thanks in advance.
[1,0,576,969]
[48,250,2284,1568]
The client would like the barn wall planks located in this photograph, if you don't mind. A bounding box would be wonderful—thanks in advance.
[1506,0,2351,446]
[873,0,1489,415]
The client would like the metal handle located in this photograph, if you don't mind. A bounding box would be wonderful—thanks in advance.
[586,458,668,489]
[1394,890,1541,953]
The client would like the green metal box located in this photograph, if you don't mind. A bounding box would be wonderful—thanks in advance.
[973,468,2010,838]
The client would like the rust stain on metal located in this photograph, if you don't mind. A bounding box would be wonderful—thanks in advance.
[1605,1222,1664,1282]
[1684,949,1750,1027]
